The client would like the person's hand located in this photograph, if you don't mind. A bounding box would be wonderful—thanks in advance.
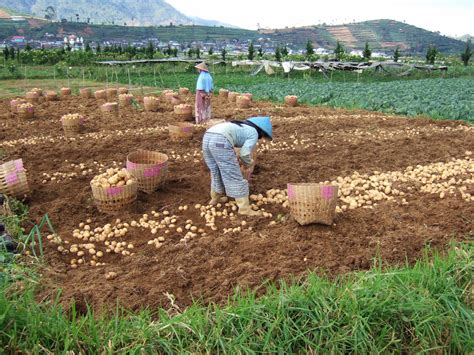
[242,164,253,180]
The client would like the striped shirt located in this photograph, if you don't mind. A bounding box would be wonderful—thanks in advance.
[207,122,258,165]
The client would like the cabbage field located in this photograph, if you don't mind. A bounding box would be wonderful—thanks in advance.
[227,77,474,122]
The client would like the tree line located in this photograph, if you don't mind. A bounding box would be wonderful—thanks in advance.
[2,39,472,66]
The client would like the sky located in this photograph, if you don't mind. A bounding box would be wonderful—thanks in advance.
[165,0,473,37]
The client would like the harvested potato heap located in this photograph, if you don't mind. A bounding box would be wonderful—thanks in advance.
[61,113,83,122]
[17,102,34,111]
[91,168,136,188]
[30,88,43,95]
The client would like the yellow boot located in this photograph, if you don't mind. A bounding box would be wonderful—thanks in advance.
[236,196,262,216]
[209,190,229,206]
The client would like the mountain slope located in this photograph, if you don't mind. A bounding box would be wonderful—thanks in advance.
[262,19,465,54]
[0,0,223,26]
[0,17,466,55]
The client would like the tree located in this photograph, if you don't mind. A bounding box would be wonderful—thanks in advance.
[96,44,101,53]
[258,46,263,57]
[221,48,227,61]
[275,45,282,62]
[196,48,201,59]
[334,41,344,61]
[208,47,214,55]
[461,40,472,66]
[248,41,255,60]
[426,45,438,65]
[393,47,400,62]
[84,42,91,52]
[9,47,15,59]
[188,48,194,58]
[25,42,32,51]
[3,46,9,60]
[281,46,289,57]
[305,40,314,57]
[172,48,178,57]
[362,42,372,60]
[145,41,154,59]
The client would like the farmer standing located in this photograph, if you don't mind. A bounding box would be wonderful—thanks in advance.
[202,117,273,216]
[195,62,213,124]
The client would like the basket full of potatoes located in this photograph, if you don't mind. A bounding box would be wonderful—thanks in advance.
[90,168,138,213]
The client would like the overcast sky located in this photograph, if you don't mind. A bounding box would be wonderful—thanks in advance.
[165,0,473,37]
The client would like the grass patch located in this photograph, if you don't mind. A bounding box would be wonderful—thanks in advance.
[0,242,472,352]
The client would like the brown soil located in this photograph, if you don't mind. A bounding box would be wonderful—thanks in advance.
[1,93,473,312]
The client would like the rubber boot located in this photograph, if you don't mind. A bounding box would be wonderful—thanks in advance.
[209,190,228,206]
[236,197,262,216]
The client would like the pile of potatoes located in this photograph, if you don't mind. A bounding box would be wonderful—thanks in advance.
[61,113,83,122]
[91,168,136,189]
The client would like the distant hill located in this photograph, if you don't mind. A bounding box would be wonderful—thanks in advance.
[261,19,466,54]
[454,34,473,42]
[0,16,467,55]
[0,0,228,27]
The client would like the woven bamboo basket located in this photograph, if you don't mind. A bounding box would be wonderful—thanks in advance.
[242,93,253,101]
[45,91,58,101]
[100,103,119,118]
[0,159,30,198]
[30,88,43,96]
[178,87,190,95]
[168,122,194,140]
[173,104,193,121]
[228,92,239,102]
[25,91,40,104]
[219,89,229,99]
[117,87,129,95]
[80,88,92,99]
[90,180,138,213]
[143,97,160,112]
[236,96,251,109]
[61,115,84,136]
[10,99,27,113]
[164,92,177,102]
[126,150,169,193]
[17,105,35,119]
[119,94,133,107]
[60,88,72,96]
[94,90,107,100]
[106,88,118,99]
[285,95,298,107]
[287,183,339,225]
[171,95,183,105]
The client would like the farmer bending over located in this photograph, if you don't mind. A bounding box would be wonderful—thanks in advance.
[202,116,273,216]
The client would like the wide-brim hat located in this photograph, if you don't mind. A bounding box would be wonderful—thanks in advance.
[195,62,209,72]
[247,116,273,140]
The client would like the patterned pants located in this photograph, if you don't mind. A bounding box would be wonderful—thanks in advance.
[202,132,249,198]
[195,91,212,124]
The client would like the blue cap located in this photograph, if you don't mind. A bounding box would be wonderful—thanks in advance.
[246,116,273,140]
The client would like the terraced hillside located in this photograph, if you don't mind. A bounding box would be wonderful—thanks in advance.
[0,17,466,54]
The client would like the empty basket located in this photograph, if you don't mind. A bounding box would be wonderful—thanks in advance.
[287,183,338,225]
[168,122,194,140]
[126,150,168,193]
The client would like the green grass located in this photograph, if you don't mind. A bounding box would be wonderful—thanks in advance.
[0,146,473,353]
[0,243,472,352]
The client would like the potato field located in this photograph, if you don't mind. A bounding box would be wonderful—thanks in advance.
[1,86,473,313]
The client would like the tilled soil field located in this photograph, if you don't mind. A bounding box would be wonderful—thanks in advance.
[1,91,473,312]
